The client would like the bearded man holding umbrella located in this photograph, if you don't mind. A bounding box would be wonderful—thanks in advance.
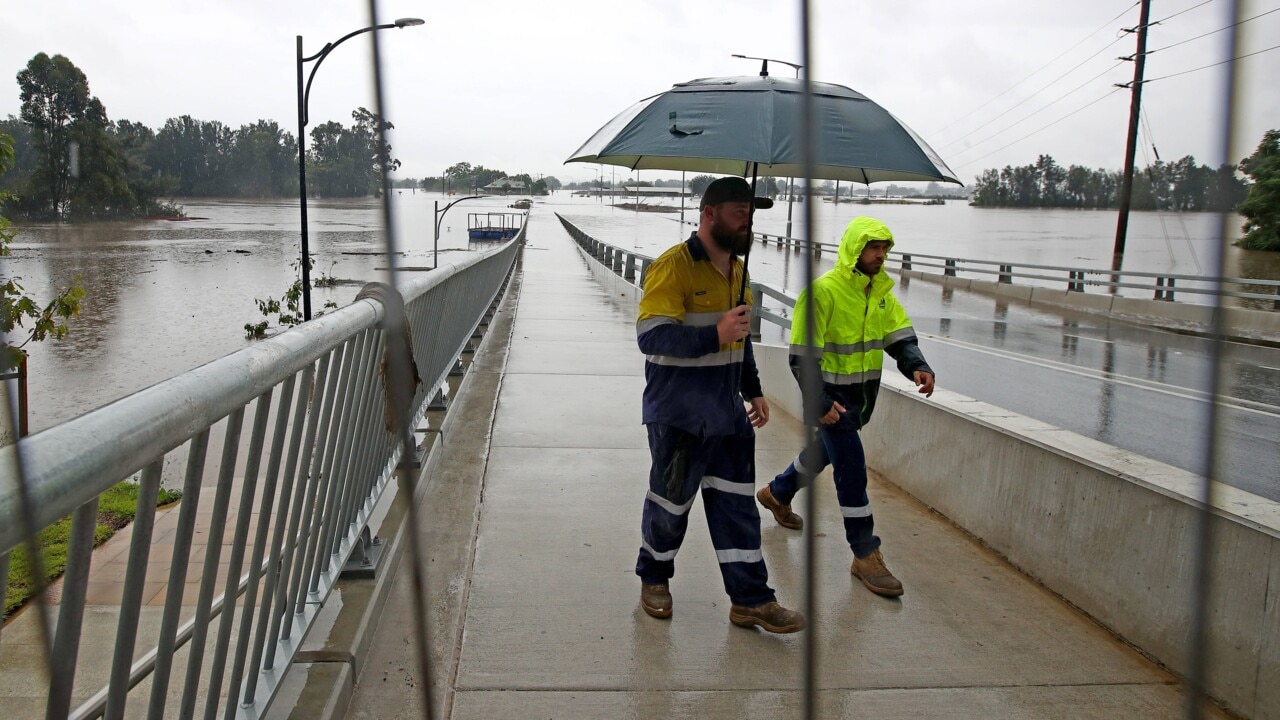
[632,176,804,633]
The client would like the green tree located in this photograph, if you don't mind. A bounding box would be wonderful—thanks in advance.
[16,53,95,218]
[0,131,85,371]
[228,120,297,197]
[689,174,716,195]
[1237,129,1280,251]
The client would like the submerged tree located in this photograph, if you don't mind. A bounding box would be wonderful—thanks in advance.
[1237,129,1280,251]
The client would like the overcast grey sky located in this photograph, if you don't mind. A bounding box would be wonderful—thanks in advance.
[4,0,1277,186]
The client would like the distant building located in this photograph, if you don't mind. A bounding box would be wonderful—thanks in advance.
[482,178,527,195]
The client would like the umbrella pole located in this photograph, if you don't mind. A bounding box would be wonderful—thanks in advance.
[738,162,758,306]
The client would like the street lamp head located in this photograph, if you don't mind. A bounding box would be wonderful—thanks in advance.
[394,18,425,27]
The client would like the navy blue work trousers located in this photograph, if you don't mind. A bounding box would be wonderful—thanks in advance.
[636,423,776,607]
[768,419,881,558]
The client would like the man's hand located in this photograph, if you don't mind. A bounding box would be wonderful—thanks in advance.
[820,401,846,425]
[914,370,935,398]
[746,397,770,428]
[716,304,752,345]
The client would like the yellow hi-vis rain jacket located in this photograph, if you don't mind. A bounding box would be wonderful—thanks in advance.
[637,234,763,437]
[790,217,933,427]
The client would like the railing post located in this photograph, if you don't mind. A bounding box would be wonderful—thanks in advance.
[613,248,624,273]
[901,253,912,271]
[1166,277,1176,301]
[639,259,651,288]
[1067,270,1083,292]
[998,264,1013,284]
[1274,284,1280,311]
[624,254,636,281]
[945,259,957,277]
[1154,277,1165,300]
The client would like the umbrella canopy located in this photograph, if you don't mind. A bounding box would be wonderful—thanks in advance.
[566,75,961,185]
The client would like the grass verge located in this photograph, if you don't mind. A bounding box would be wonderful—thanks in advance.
[3,482,183,619]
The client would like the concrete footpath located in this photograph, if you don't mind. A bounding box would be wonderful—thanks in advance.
[343,213,1225,719]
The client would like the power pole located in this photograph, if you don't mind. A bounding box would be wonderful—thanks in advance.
[1111,0,1153,285]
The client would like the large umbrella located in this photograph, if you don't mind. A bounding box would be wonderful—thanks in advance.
[566,74,961,185]
[565,74,960,304]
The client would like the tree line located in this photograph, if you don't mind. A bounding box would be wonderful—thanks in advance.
[970,153,1248,212]
[0,53,401,221]
[410,162,559,195]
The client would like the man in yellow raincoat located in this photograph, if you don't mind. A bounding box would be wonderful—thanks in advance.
[757,216,935,598]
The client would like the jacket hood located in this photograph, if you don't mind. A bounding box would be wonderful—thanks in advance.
[835,217,895,276]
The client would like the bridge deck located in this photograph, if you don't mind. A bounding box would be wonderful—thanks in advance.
[344,213,1219,719]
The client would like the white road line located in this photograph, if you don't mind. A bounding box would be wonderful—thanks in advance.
[922,334,1280,419]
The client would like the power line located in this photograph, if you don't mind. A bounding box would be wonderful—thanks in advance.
[953,89,1126,169]
[948,61,1127,159]
[1140,43,1280,83]
[1143,0,1218,27]
[928,1,1139,139]
[938,35,1128,151]
[1145,7,1280,55]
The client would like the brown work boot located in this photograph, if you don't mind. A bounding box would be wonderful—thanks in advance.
[640,583,672,619]
[757,485,803,530]
[729,601,806,633]
[851,549,904,597]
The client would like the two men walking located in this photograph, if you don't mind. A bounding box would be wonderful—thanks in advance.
[634,179,934,630]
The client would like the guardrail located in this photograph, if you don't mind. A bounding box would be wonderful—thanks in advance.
[0,229,522,719]
[674,218,1280,310]
[558,214,795,339]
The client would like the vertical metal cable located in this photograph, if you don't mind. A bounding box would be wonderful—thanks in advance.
[798,1,820,717]
[1185,0,1240,716]
[367,2,436,716]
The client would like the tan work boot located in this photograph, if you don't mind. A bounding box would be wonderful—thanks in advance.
[851,549,904,597]
[757,485,803,530]
[729,601,806,633]
[640,583,673,618]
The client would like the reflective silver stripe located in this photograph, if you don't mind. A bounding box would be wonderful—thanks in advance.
[646,489,696,516]
[685,310,721,327]
[883,327,917,346]
[647,350,739,368]
[841,505,872,518]
[821,368,883,384]
[789,344,821,358]
[793,454,818,477]
[826,339,884,354]
[641,539,679,561]
[637,316,677,335]
[716,548,764,564]
[700,475,754,496]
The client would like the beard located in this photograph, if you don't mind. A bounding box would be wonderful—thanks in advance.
[709,219,752,255]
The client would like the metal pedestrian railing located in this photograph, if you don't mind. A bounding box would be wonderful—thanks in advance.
[0,232,521,719]
[675,218,1280,309]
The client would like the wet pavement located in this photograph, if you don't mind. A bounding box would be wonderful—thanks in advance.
[344,212,1221,719]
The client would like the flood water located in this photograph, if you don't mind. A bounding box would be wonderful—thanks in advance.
[4,193,1279,491]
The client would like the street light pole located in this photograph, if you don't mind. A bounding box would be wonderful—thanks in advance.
[296,17,423,321]
[434,195,482,269]
[731,54,803,239]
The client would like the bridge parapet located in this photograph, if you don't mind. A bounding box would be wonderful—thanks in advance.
[0,232,521,718]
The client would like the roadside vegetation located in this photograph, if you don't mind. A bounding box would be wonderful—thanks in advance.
[4,481,182,619]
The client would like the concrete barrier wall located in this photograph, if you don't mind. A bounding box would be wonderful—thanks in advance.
[754,340,1280,720]
[574,236,1280,718]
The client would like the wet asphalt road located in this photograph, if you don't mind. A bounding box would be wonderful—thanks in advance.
[895,275,1280,501]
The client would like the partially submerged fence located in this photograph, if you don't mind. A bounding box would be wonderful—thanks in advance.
[0,231,521,719]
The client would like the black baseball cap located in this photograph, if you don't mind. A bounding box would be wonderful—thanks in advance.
[700,176,774,210]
